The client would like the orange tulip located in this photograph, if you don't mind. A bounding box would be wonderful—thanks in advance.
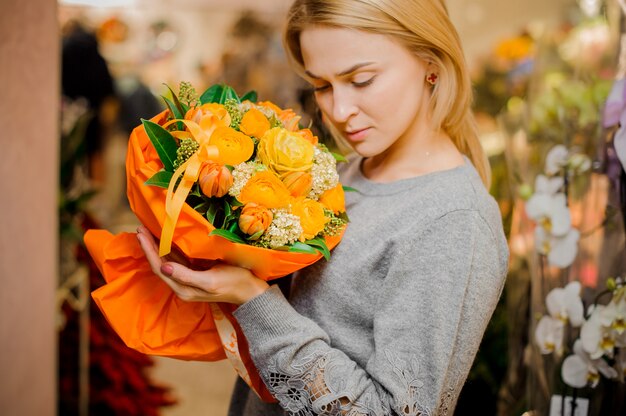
[239,108,271,138]
[319,183,345,214]
[209,126,255,166]
[238,203,273,238]
[291,197,329,241]
[237,171,292,209]
[198,161,233,198]
[282,171,313,197]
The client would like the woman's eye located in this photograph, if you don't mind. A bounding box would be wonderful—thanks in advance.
[352,77,375,88]
[313,84,331,92]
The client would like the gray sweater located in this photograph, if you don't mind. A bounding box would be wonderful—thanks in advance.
[229,156,509,415]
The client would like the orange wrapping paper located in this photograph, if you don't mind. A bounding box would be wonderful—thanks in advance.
[86,110,343,403]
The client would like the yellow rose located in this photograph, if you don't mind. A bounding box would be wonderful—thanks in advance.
[239,107,271,138]
[209,126,255,166]
[291,198,329,241]
[319,183,345,214]
[198,161,233,198]
[238,203,273,238]
[237,171,292,209]
[257,127,315,175]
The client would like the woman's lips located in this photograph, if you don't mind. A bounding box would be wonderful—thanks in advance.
[344,127,370,142]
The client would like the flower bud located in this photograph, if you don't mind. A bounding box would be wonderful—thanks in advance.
[282,171,313,197]
[198,161,233,198]
[238,203,273,238]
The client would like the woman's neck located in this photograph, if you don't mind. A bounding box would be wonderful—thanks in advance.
[361,132,464,183]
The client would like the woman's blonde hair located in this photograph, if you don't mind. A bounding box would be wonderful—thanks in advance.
[284,0,491,188]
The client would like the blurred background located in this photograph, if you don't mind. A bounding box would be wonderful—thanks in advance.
[2,0,626,415]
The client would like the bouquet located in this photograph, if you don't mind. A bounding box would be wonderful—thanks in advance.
[84,82,348,402]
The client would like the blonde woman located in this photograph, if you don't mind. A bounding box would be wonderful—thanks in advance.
[136,0,509,414]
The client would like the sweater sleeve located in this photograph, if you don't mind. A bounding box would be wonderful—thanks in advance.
[233,209,507,415]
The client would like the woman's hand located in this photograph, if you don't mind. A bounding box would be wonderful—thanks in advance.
[136,225,270,305]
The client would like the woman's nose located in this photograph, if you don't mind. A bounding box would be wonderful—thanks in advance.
[330,88,358,124]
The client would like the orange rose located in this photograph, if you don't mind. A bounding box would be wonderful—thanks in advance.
[282,171,312,197]
[257,127,315,175]
[278,108,302,131]
[238,203,273,238]
[297,128,319,145]
[198,161,233,198]
[291,198,329,241]
[256,101,282,115]
[319,183,345,214]
[237,171,292,209]
[185,103,231,138]
[209,126,254,166]
[239,108,271,138]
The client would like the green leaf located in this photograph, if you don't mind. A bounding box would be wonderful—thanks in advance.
[304,237,331,260]
[200,84,240,104]
[193,201,209,212]
[247,230,264,240]
[189,185,203,197]
[342,185,358,193]
[164,84,185,114]
[206,202,220,225]
[288,242,319,256]
[145,170,174,188]
[162,96,184,130]
[331,152,347,162]
[224,199,232,218]
[210,229,246,244]
[141,119,178,172]
[240,90,258,103]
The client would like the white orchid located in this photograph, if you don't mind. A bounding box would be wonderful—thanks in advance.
[546,281,585,327]
[581,305,617,359]
[561,340,618,388]
[567,153,592,175]
[545,145,569,175]
[535,315,565,355]
[600,296,626,337]
[526,192,572,237]
[544,144,592,176]
[535,226,580,268]
[534,174,564,196]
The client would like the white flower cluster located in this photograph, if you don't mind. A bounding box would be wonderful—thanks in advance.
[525,145,591,268]
[259,208,303,248]
[535,279,626,389]
[308,147,339,199]
[228,161,266,198]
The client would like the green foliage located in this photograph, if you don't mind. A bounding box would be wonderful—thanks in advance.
[209,228,246,244]
[145,171,174,188]
[199,84,240,105]
[141,119,178,172]
[240,90,258,102]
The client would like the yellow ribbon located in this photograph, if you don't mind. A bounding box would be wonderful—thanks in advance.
[158,119,220,257]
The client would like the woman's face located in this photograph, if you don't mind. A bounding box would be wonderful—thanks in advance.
[300,25,433,159]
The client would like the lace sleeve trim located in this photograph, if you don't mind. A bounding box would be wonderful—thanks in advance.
[261,349,442,416]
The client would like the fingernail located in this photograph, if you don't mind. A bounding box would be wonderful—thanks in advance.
[137,225,145,233]
[161,263,174,276]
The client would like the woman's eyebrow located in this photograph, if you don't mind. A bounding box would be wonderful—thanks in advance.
[305,61,376,80]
